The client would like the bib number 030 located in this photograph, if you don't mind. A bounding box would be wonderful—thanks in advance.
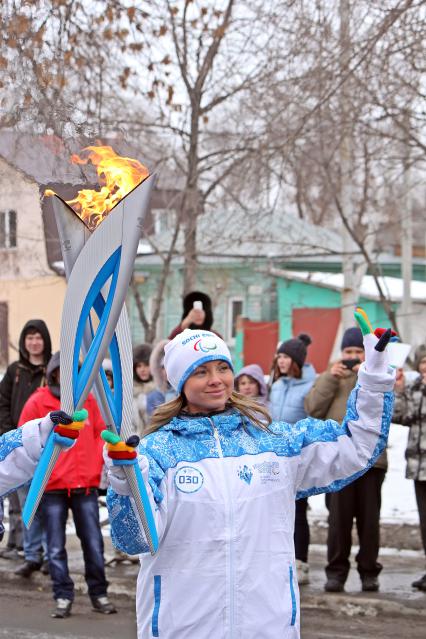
[174,466,204,494]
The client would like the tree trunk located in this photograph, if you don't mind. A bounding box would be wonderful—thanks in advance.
[339,0,360,329]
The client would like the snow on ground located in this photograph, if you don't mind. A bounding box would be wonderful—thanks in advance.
[309,423,420,525]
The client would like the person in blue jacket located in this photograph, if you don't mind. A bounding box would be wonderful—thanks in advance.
[103,315,395,639]
[269,334,316,584]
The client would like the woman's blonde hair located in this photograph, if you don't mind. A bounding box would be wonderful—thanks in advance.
[145,391,271,435]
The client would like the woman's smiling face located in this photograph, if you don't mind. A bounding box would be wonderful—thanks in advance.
[183,360,234,414]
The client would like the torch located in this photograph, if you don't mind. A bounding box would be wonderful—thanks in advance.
[22,146,158,554]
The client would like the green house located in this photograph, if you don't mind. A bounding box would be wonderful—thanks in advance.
[129,208,426,373]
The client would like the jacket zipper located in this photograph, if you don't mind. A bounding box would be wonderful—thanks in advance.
[209,418,236,639]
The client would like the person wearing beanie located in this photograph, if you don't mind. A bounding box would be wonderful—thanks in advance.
[305,324,388,594]
[234,364,268,406]
[393,342,426,591]
[132,344,156,436]
[0,319,51,565]
[167,290,223,340]
[103,313,396,639]
[18,352,116,619]
[269,334,316,585]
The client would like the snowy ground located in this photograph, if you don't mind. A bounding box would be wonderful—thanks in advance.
[309,423,420,525]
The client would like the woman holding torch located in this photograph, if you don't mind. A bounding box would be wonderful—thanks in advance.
[104,311,395,639]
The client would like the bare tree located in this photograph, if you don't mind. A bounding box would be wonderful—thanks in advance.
[2,0,425,341]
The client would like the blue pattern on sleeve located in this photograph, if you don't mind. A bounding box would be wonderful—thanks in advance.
[106,487,150,555]
[296,388,394,499]
[0,429,23,462]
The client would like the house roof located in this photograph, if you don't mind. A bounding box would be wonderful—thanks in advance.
[0,131,94,185]
[270,268,426,304]
[136,207,345,264]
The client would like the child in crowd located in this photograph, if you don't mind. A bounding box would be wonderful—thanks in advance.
[234,363,269,406]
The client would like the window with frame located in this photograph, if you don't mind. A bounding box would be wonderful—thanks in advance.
[228,297,244,342]
[153,208,175,235]
[0,210,17,249]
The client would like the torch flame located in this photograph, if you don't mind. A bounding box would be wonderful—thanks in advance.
[45,145,149,230]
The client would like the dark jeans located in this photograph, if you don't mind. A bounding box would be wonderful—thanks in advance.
[5,491,23,550]
[414,480,426,556]
[294,497,310,563]
[42,490,108,601]
[325,467,386,584]
[18,486,46,564]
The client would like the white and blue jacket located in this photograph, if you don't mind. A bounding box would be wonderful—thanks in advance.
[0,421,44,498]
[107,364,394,639]
[0,420,47,539]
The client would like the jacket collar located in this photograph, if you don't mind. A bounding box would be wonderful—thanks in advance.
[162,408,244,436]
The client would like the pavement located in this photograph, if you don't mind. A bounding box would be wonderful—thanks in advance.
[1,521,425,620]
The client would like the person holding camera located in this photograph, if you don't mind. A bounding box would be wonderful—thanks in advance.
[304,326,388,593]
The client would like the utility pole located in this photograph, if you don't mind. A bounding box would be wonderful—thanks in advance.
[400,110,413,344]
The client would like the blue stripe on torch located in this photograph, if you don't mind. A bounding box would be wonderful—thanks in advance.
[73,247,121,408]
[91,294,123,429]
[22,429,56,528]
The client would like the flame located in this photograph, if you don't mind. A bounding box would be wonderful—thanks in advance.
[45,145,149,230]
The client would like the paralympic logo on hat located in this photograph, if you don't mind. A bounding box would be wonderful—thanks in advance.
[194,338,218,353]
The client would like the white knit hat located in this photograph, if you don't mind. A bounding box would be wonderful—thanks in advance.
[164,329,233,393]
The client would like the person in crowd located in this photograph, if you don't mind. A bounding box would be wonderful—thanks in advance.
[269,334,315,585]
[234,363,269,406]
[146,340,176,417]
[0,319,51,570]
[102,358,114,390]
[19,351,116,619]
[0,410,87,548]
[103,319,394,639]
[305,326,388,593]
[393,344,426,591]
[132,344,156,436]
[167,291,222,340]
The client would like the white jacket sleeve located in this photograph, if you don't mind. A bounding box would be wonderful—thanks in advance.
[294,363,395,498]
[106,449,168,555]
[0,420,46,496]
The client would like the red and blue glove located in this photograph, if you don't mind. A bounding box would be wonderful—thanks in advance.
[101,430,140,465]
[354,307,398,374]
[40,409,88,449]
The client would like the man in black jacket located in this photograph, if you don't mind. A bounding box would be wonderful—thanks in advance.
[0,319,51,564]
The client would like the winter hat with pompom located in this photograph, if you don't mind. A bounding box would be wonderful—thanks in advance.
[277,333,312,368]
[164,329,233,393]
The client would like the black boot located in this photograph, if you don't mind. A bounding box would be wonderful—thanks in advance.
[412,574,426,591]
[14,560,41,577]
[361,576,379,592]
[324,578,344,592]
